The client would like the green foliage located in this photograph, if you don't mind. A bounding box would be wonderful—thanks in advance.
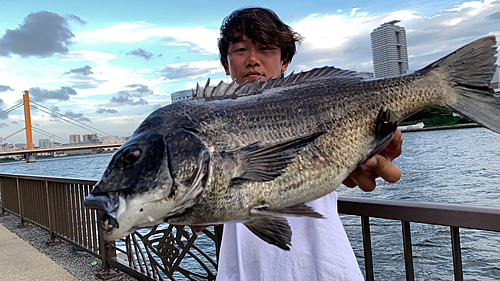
[403,107,451,122]
[401,107,473,127]
[0,157,16,162]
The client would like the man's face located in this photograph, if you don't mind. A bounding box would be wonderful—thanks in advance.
[224,33,289,84]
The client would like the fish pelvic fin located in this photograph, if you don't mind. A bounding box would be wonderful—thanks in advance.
[224,131,326,182]
[363,108,398,164]
[244,216,292,251]
[422,36,500,134]
[250,203,325,219]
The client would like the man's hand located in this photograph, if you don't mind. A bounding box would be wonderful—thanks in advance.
[342,129,403,191]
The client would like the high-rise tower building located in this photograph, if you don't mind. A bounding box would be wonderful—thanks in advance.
[39,139,51,148]
[69,134,81,144]
[370,20,409,78]
[83,134,99,143]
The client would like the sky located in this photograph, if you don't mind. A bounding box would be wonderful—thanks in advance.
[0,0,499,145]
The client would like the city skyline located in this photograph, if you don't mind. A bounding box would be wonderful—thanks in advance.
[1,0,499,144]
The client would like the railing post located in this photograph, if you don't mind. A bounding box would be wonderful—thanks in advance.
[402,221,415,281]
[45,181,54,239]
[361,216,374,281]
[16,177,30,228]
[45,180,62,245]
[0,178,5,216]
[451,226,463,281]
[96,211,122,280]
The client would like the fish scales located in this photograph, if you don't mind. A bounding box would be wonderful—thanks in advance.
[84,37,500,250]
[149,73,447,225]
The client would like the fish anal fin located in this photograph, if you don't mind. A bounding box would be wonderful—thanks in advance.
[226,131,326,182]
[244,216,292,251]
[364,108,398,162]
[250,203,325,219]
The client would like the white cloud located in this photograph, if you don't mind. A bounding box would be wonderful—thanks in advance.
[160,60,224,80]
[292,14,352,50]
[443,0,497,26]
[292,10,421,54]
[168,42,191,47]
[350,8,360,17]
[59,50,117,63]
[76,23,220,54]
[288,0,499,74]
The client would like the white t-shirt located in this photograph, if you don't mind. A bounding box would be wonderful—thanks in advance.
[216,191,364,281]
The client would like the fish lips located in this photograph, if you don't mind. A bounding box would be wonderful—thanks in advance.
[83,191,122,231]
[83,191,120,214]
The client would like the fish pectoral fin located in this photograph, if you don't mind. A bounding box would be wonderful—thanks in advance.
[244,216,292,251]
[363,108,398,163]
[227,131,326,182]
[250,203,325,218]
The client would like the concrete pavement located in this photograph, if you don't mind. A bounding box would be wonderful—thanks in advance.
[0,223,78,281]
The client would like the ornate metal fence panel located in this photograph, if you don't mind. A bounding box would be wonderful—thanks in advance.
[110,225,218,281]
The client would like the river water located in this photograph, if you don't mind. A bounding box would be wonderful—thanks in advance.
[1,127,499,280]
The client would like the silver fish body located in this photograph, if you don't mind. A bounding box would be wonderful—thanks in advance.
[84,37,500,250]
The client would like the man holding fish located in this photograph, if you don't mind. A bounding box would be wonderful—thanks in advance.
[205,7,402,280]
[84,5,500,280]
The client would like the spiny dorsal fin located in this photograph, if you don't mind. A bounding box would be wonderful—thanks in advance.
[224,131,326,182]
[194,66,365,98]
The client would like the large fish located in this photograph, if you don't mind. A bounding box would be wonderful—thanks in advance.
[84,37,500,250]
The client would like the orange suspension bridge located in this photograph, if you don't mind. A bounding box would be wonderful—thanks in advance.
[0,91,123,161]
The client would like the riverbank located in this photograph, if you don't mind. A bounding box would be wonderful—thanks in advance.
[0,149,116,163]
[0,192,134,281]
[399,123,481,132]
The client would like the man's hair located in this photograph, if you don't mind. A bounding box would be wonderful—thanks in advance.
[218,7,302,68]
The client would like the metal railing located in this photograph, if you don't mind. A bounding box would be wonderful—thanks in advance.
[338,196,500,281]
[1,173,499,280]
[0,173,220,280]
[0,174,100,251]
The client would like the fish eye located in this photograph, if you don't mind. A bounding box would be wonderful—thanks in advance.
[120,149,141,165]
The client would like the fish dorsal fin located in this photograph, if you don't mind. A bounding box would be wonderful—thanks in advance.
[195,66,364,98]
[223,131,326,182]
[243,216,292,250]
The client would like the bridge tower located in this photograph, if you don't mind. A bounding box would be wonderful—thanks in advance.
[23,90,36,162]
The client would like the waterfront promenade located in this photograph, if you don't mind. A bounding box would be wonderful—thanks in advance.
[0,223,78,280]
[0,212,135,281]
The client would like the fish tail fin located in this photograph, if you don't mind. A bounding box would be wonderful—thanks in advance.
[422,36,500,133]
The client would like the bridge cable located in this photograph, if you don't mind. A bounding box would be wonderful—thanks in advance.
[30,102,111,137]
[30,103,108,136]
[0,102,24,118]
[3,128,25,140]
[32,127,69,144]
[32,101,113,136]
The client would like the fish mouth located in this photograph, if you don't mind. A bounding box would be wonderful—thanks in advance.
[83,191,121,232]
[84,191,120,213]
[100,213,120,232]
